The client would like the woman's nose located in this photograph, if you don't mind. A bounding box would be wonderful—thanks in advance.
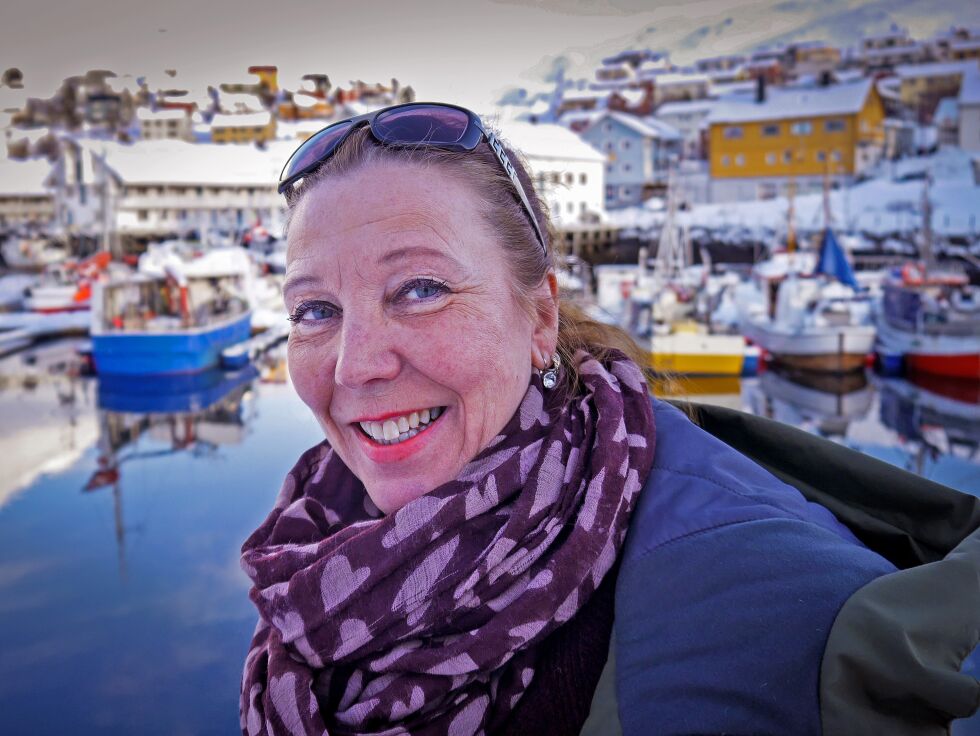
[333,314,401,389]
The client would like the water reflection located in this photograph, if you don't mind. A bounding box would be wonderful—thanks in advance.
[0,341,977,734]
[751,367,873,439]
[85,367,259,582]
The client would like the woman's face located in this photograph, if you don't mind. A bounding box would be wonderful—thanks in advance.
[284,160,557,514]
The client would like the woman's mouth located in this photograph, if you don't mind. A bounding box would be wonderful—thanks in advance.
[357,407,445,446]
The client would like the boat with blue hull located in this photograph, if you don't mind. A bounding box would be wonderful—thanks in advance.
[92,311,252,375]
[90,265,253,376]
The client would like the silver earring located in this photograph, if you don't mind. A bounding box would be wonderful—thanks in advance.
[542,352,560,390]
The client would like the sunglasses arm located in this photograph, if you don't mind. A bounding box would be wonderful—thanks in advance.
[486,132,549,254]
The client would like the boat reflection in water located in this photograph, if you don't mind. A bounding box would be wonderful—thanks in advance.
[749,366,873,438]
[877,371,980,470]
[85,366,259,578]
[653,374,744,411]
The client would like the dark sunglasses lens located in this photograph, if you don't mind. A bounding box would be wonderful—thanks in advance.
[373,105,469,145]
[281,121,354,183]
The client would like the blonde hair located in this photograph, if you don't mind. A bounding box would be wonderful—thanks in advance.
[284,125,650,396]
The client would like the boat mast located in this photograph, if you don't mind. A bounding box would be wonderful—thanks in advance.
[920,173,933,275]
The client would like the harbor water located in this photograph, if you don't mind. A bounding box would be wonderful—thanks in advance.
[0,337,977,735]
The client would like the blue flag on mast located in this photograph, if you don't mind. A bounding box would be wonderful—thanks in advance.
[815,228,859,289]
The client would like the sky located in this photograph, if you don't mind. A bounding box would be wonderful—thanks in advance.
[2,0,978,115]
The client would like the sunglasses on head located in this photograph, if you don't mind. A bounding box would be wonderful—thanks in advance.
[277,102,547,252]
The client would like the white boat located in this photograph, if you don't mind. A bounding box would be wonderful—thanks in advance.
[739,230,876,373]
[0,234,66,270]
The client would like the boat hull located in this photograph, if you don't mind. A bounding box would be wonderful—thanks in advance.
[742,319,876,374]
[92,312,252,376]
[649,333,745,376]
[875,317,980,380]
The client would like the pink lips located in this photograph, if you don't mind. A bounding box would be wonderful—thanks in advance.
[354,408,446,463]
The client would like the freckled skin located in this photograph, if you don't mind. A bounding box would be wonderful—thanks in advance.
[285,160,558,514]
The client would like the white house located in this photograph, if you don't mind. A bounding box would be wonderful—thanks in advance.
[497,122,617,255]
[0,156,56,226]
[56,138,295,250]
[959,69,980,152]
[137,108,194,141]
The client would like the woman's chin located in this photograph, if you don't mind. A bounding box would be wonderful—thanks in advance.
[366,476,441,515]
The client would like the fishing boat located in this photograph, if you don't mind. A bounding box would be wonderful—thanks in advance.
[90,261,252,376]
[872,176,980,380]
[21,252,113,313]
[739,229,876,373]
[626,172,745,377]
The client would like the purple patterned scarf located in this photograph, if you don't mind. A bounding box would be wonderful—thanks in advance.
[240,350,655,735]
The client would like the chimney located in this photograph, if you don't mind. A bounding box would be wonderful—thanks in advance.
[756,75,766,104]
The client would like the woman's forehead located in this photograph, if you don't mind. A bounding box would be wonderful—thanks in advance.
[286,164,486,266]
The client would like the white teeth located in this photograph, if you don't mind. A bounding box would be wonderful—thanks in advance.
[382,420,398,441]
[359,407,445,445]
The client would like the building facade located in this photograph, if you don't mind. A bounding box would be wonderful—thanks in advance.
[580,111,682,209]
[707,78,885,202]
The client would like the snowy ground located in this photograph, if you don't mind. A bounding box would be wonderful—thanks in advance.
[607,149,980,245]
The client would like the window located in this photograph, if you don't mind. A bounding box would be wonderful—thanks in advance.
[195,186,203,197]
[790,121,812,135]
[766,152,776,165]
[735,154,745,166]
[621,139,631,150]
[606,164,613,174]
[723,126,743,139]
[762,124,780,137]
[621,186,632,197]
[579,173,587,185]
[816,150,826,162]
[605,141,614,151]
[550,172,560,184]
[783,150,793,163]
[825,119,846,132]
[564,172,574,185]
[623,163,632,172]
[721,155,731,166]
[580,202,587,212]
[831,150,842,162]
[137,210,148,222]
[567,202,574,213]
[603,122,613,133]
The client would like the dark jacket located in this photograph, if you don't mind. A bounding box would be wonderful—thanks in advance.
[582,400,980,736]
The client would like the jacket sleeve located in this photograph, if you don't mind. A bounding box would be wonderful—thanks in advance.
[613,516,896,736]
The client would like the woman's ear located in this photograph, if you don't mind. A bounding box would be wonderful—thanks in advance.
[530,271,559,369]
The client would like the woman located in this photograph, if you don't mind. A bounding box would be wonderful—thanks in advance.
[240,103,980,736]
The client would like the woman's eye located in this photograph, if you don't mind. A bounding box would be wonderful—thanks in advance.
[402,278,448,302]
[289,301,339,324]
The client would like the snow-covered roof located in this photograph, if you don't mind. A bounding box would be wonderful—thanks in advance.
[211,112,273,128]
[137,108,188,121]
[0,157,53,196]
[655,99,716,117]
[293,92,324,109]
[497,122,605,163]
[895,61,977,79]
[586,111,680,141]
[959,69,980,106]
[709,81,757,98]
[860,44,925,60]
[77,139,295,186]
[640,71,710,86]
[218,92,263,112]
[613,88,648,105]
[708,79,873,125]
[276,119,327,140]
[949,39,980,52]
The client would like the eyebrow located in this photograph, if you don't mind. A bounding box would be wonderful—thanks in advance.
[378,245,462,267]
[283,246,463,298]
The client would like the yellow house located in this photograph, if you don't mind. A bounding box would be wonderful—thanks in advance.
[210,112,277,144]
[707,78,884,201]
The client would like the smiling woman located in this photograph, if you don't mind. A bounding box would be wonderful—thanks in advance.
[238,103,978,736]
